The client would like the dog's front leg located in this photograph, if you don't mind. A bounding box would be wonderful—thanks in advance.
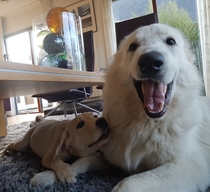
[71,153,111,175]
[42,155,76,183]
[30,153,110,186]
[112,157,210,192]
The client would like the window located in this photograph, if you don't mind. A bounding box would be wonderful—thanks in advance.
[5,31,33,64]
[5,30,49,114]
[112,0,151,22]
[112,0,204,94]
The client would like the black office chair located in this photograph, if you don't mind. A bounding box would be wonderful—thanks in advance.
[32,31,100,117]
[115,13,158,47]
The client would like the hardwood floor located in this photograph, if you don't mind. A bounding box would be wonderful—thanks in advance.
[7,113,44,126]
[6,96,103,126]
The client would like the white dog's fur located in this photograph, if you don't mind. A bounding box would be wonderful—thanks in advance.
[102,23,210,192]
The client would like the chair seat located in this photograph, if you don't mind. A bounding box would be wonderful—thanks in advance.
[32,89,90,103]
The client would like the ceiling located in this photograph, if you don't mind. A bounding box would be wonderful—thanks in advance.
[0,0,39,17]
[0,0,119,17]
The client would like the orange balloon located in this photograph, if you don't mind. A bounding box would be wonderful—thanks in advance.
[47,7,68,33]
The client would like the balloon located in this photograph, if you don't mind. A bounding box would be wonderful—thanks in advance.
[36,30,51,49]
[47,7,68,33]
[43,33,65,54]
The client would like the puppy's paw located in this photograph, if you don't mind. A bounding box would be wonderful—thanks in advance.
[0,143,15,157]
[30,170,57,186]
[35,115,44,122]
[30,115,44,127]
[56,164,77,183]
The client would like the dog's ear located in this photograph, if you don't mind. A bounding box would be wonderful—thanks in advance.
[42,128,68,164]
[184,38,195,64]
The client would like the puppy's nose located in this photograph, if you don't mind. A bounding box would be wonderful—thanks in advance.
[138,51,165,76]
[96,117,108,129]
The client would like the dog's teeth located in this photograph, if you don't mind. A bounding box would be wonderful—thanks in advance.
[149,109,162,114]
[148,102,164,114]
[163,84,167,94]
[159,102,164,110]
[147,104,153,111]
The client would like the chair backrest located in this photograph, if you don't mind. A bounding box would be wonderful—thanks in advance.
[115,13,158,47]
[83,30,94,72]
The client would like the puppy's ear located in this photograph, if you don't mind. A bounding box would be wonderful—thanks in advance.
[42,128,68,164]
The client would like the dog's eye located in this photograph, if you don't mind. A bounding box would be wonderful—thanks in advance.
[94,115,98,118]
[76,121,85,129]
[166,38,176,45]
[128,43,138,51]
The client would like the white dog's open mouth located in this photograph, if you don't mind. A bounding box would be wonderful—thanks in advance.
[134,79,173,118]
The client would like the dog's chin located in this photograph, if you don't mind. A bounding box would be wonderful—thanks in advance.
[88,130,109,148]
[133,79,173,118]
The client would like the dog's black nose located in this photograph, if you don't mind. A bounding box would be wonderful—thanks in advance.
[138,51,165,76]
[96,117,108,129]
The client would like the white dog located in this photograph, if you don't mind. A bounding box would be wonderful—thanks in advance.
[16,24,210,192]
[102,23,210,192]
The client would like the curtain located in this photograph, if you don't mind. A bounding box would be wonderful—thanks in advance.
[197,0,210,96]
[100,0,116,63]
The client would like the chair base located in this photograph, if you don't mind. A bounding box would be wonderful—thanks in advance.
[43,98,102,118]
[72,101,100,116]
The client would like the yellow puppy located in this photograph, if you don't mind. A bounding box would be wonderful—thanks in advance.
[0,112,109,184]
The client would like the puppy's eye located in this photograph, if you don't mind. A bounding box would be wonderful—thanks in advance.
[166,38,176,45]
[128,43,138,51]
[94,115,98,118]
[76,121,85,129]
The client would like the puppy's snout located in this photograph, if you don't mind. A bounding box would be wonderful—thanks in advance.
[138,51,165,76]
[96,118,108,131]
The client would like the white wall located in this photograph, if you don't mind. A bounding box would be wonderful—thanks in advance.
[2,2,41,37]
[2,0,108,70]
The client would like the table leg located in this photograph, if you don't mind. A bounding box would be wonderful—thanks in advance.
[0,99,7,136]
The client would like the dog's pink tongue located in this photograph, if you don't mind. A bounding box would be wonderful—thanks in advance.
[143,80,165,112]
